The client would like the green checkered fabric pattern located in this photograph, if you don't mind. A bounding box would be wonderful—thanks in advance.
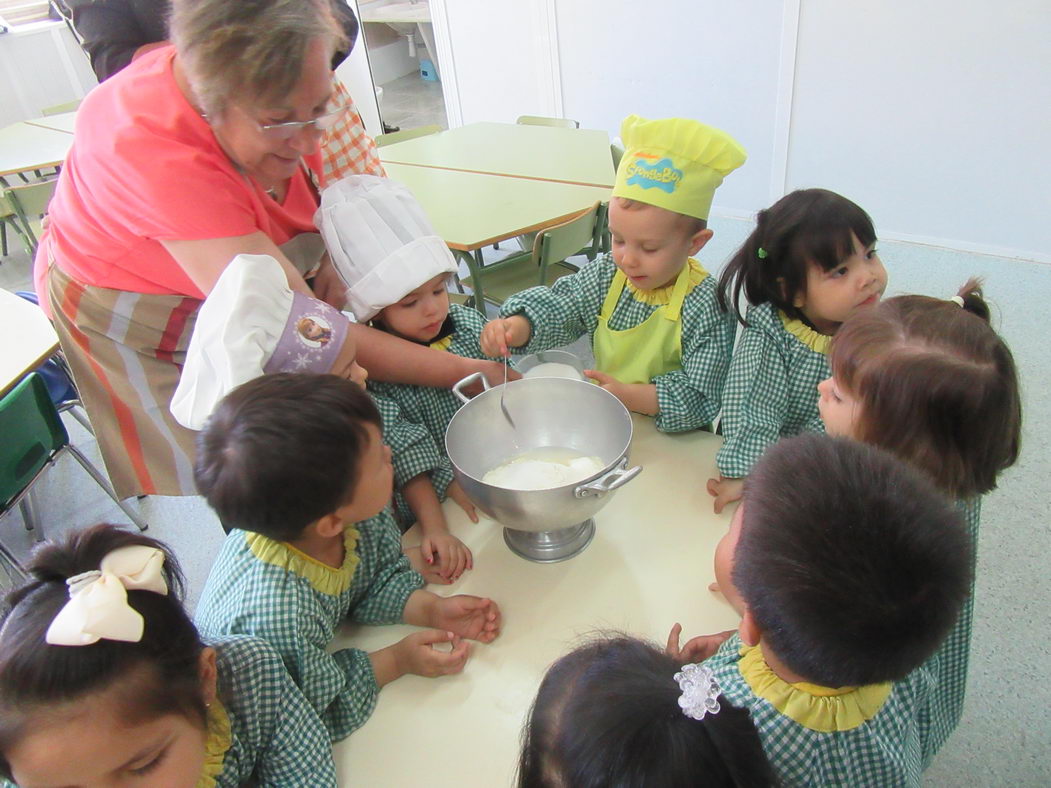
[918,497,982,762]
[716,302,830,478]
[195,510,424,743]
[371,390,448,528]
[370,303,488,484]
[705,634,933,787]
[211,636,337,787]
[500,253,735,432]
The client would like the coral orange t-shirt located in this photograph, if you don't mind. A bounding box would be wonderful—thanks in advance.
[36,45,322,301]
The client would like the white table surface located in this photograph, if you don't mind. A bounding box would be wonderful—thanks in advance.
[332,415,738,786]
[0,289,59,398]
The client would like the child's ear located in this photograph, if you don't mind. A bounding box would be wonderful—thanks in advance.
[198,647,219,706]
[313,512,346,539]
[689,228,714,256]
[739,608,762,647]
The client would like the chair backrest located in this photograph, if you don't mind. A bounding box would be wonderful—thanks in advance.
[374,124,442,147]
[535,202,601,280]
[516,115,580,129]
[610,142,625,170]
[2,177,59,254]
[0,373,68,506]
[42,100,81,116]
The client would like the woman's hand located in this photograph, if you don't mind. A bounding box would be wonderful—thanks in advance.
[706,476,744,514]
[480,316,531,357]
[310,254,348,310]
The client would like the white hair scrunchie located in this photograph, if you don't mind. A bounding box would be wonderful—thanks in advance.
[673,662,722,721]
[45,546,168,647]
[950,295,965,307]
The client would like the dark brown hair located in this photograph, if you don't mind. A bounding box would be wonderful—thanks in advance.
[830,279,1021,498]
[717,189,876,325]
[735,434,972,687]
[518,635,777,787]
[194,373,382,540]
[0,525,205,779]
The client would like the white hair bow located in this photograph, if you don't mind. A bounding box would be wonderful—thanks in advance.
[45,545,168,647]
[674,663,722,721]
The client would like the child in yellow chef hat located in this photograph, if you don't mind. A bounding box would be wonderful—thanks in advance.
[481,115,745,431]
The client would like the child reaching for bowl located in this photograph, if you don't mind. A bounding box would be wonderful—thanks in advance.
[480,115,745,433]
[193,373,501,743]
[170,253,473,583]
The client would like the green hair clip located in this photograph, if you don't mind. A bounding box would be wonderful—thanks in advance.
[757,247,768,259]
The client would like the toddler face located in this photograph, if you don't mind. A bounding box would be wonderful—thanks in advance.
[817,375,864,438]
[713,503,747,616]
[377,274,451,343]
[608,199,708,291]
[8,682,207,787]
[793,234,887,334]
[334,422,394,524]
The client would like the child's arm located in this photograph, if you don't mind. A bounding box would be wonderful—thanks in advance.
[652,284,736,433]
[368,629,471,686]
[402,589,502,643]
[401,473,472,582]
[582,370,659,415]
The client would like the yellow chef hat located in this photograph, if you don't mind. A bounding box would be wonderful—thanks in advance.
[613,115,747,221]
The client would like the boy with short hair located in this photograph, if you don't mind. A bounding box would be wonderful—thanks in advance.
[193,373,501,742]
[670,433,972,785]
[480,115,746,432]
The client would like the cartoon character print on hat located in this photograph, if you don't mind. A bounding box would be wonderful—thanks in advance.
[264,292,350,374]
[624,153,684,194]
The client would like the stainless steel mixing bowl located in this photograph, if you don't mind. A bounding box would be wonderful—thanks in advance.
[445,372,642,561]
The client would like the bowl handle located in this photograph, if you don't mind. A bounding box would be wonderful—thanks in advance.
[451,371,491,404]
[574,457,643,499]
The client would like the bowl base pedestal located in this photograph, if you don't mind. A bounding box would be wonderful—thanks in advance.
[503,519,595,563]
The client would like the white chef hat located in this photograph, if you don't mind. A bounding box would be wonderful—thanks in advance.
[170,254,351,430]
[316,174,458,321]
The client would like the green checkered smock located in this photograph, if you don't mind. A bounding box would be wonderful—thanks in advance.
[499,253,735,432]
[195,510,425,743]
[705,634,934,787]
[208,636,336,787]
[918,497,982,763]
[371,390,453,528]
[716,302,830,478]
[369,303,488,481]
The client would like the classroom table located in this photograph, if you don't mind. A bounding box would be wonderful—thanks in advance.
[0,289,59,398]
[23,111,77,135]
[380,121,616,187]
[332,416,738,786]
[0,121,73,179]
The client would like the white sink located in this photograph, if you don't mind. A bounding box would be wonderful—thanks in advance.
[360,0,430,36]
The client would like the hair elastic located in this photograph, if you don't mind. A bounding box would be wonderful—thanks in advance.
[757,247,768,260]
[950,295,965,307]
[673,663,722,721]
[45,546,168,647]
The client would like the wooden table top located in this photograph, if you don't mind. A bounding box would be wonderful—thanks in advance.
[0,289,59,398]
[0,122,72,178]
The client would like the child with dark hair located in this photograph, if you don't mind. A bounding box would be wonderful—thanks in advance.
[708,189,887,513]
[481,115,745,432]
[193,373,501,743]
[171,252,476,583]
[820,279,1022,759]
[518,635,777,788]
[0,524,337,787]
[678,433,972,786]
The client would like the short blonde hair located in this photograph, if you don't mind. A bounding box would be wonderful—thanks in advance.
[170,0,344,117]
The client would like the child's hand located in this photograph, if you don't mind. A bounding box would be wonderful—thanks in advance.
[706,476,744,514]
[403,545,453,585]
[430,595,501,643]
[480,316,531,357]
[584,371,659,415]
[421,530,473,582]
[447,480,479,523]
[665,623,735,664]
[394,629,471,678]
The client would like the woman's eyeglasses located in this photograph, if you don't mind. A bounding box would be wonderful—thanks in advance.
[254,104,347,140]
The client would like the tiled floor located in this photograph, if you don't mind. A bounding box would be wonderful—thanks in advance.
[378,70,448,133]
[2,218,1049,784]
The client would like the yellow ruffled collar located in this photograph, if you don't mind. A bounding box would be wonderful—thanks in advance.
[196,699,232,788]
[624,258,709,305]
[245,527,360,596]
[429,335,453,352]
[738,644,891,733]
[778,310,832,355]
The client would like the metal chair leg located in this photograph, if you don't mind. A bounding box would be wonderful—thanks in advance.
[64,445,149,532]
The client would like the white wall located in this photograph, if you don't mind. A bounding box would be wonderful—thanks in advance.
[0,22,97,126]
[437,0,1049,261]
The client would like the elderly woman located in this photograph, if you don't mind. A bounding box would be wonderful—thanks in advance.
[36,0,503,500]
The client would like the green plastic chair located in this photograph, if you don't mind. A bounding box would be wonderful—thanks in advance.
[1,177,59,258]
[516,115,580,129]
[611,142,624,170]
[462,202,602,309]
[374,124,442,148]
[0,373,147,572]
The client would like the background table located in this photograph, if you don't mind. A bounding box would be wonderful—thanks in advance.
[23,111,77,135]
[0,289,59,398]
[380,122,616,187]
[0,122,73,179]
[332,416,738,786]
